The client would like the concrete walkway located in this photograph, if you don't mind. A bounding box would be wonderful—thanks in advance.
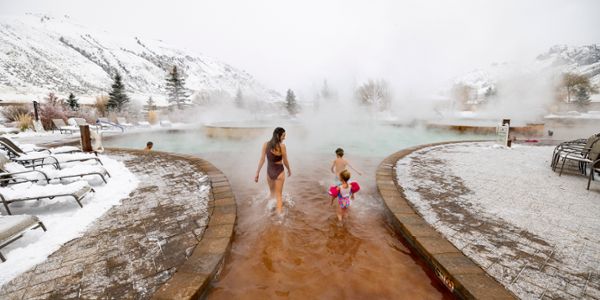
[0,150,211,299]
[396,142,600,299]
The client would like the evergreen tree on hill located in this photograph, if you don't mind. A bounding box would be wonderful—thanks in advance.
[285,89,299,116]
[165,66,190,110]
[67,93,79,110]
[107,72,130,112]
[235,88,244,108]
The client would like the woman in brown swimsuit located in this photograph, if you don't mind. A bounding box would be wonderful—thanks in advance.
[255,127,291,214]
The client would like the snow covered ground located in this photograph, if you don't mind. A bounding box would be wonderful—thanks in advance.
[397,142,600,299]
[0,147,138,285]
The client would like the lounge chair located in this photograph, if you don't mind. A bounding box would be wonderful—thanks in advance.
[588,158,600,190]
[137,121,151,127]
[0,155,111,185]
[96,117,124,132]
[0,181,94,215]
[116,117,134,127]
[68,118,100,132]
[557,135,600,176]
[585,141,600,190]
[52,119,79,134]
[0,137,81,156]
[0,215,46,262]
[0,139,102,170]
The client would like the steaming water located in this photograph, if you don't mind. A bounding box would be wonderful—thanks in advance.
[105,125,487,299]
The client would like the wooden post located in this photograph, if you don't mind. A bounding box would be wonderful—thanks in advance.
[80,125,92,152]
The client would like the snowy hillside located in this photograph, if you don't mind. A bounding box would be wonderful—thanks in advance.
[0,14,280,105]
[454,44,600,100]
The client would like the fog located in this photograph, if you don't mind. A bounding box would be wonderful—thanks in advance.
[2,0,600,128]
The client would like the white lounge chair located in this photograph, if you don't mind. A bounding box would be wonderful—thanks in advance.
[0,215,46,262]
[137,121,151,128]
[116,117,134,127]
[0,181,94,215]
[0,137,80,156]
[52,119,79,134]
[0,140,102,170]
[68,118,100,131]
[1,155,111,185]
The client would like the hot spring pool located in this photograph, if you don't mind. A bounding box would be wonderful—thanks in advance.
[105,125,487,299]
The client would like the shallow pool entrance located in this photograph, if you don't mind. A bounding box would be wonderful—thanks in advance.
[106,125,486,298]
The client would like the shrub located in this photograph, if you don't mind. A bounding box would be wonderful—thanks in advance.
[95,95,109,117]
[39,103,67,130]
[17,113,32,131]
[1,104,31,122]
[148,110,158,125]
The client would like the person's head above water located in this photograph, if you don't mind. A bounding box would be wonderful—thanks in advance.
[335,148,344,157]
[268,127,286,151]
[339,169,351,183]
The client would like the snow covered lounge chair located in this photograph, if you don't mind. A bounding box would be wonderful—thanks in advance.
[68,118,100,132]
[0,137,81,156]
[116,117,134,127]
[0,158,111,185]
[0,181,94,215]
[137,121,151,128]
[160,120,172,127]
[0,140,103,170]
[52,119,79,134]
[0,215,46,262]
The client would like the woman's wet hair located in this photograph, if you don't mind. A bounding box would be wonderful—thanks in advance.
[268,127,285,152]
[340,170,351,182]
[335,148,344,157]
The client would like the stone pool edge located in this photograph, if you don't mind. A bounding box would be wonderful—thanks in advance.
[377,141,516,300]
[102,148,236,300]
[46,137,236,300]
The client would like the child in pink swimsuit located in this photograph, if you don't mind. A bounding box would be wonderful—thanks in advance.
[330,170,355,222]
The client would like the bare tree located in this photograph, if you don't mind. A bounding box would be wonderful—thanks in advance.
[356,79,391,110]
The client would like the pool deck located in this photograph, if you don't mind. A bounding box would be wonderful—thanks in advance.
[380,141,600,300]
[0,149,236,300]
[377,141,516,300]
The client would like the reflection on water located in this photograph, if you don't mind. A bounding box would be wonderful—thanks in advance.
[105,126,482,299]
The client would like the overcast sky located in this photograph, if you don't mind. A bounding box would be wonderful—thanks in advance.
[1,0,599,95]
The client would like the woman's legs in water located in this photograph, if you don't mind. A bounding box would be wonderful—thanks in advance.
[266,176,276,199]
[274,171,285,214]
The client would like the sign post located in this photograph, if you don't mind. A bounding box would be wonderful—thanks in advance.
[496,119,511,147]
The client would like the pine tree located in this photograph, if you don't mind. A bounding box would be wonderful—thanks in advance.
[145,96,157,111]
[67,93,79,110]
[107,72,130,112]
[165,66,190,110]
[285,89,299,116]
[234,88,244,108]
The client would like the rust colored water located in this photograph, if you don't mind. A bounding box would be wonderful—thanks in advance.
[104,127,478,299]
[203,152,453,299]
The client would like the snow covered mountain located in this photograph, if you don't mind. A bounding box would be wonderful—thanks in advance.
[453,44,600,100]
[0,13,280,105]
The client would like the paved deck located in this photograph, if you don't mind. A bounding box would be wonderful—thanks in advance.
[0,150,216,299]
[395,142,600,299]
